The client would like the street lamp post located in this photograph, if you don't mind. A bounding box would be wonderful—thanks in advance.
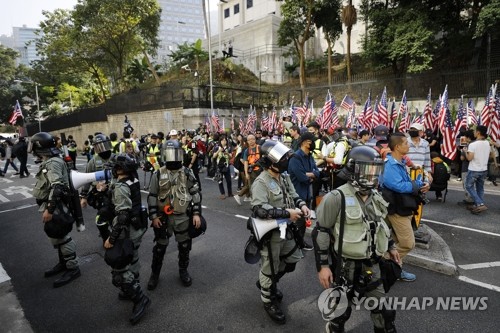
[14,79,41,132]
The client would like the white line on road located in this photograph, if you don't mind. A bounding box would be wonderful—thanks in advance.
[458,276,500,293]
[235,215,249,220]
[0,194,9,203]
[421,218,500,237]
[458,261,500,270]
[0,204,37,214]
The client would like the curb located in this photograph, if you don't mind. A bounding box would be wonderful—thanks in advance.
[405,224,458,276]
[0,263,34,333]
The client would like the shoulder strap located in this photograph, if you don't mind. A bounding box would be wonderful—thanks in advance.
[335,189,346,285]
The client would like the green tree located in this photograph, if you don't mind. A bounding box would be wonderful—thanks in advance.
[0,45,21,122]
[169,39,209,70]
[314,0,343,87]
[126,57,151,85]
[277,0,317,92]
[475,0,500,38]
[72,0,161,91]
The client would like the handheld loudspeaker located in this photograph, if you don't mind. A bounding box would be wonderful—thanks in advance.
[70,170,111,190]
[251,218,289,241]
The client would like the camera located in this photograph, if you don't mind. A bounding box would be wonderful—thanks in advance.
[459,136,468,147]
[418,191,430,205]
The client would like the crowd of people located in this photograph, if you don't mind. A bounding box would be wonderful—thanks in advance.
[22,114,499,330]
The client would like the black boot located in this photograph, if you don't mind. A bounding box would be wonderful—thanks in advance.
[147,244,166,290]
[178,240,192,287]
[53,268,81,288]
[123,281,151,325]
[44,247,65,277]
[263,301,286,324]
[326,321,345,333]
[374,327,386,333]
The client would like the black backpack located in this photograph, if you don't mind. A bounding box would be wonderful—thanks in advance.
[432,162,450,190]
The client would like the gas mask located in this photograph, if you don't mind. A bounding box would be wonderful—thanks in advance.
[351,160,384,194]
[271,156,290,173]
[165,161,183,170]
[98,151,112,160]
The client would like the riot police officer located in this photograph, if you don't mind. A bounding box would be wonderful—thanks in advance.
[104,154,150,324]
[313,146,400,333]
[80,134,114,245]
[31,132,81,288]
[146,140,202,290]
[250,140,310,324]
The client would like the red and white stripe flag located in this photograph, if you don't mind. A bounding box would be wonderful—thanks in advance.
[8,100,24,125]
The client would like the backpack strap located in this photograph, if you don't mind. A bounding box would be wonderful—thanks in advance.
[334,189,346,285]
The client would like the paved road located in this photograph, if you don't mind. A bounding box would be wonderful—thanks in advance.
[0,157,499,332]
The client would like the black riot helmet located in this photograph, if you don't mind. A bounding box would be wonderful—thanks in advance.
[110,153,139,178]
[93,134,113,159]
[260,140,293,173]
[162,139,184,170]
[29,132,60,158]
[345,146,384,191]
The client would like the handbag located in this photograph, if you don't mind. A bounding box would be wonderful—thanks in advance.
[104,238,134,269]
[378,258,402,293]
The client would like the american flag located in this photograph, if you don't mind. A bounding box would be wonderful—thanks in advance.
[431,95,441,133]
[316,92,331,129]
[239,109,245,134]
[372,96,379,129]
[303,100,313,125]
[230,113,235,133]
[438,85,457,160]
[269,108,277,132]
[423,89,434,132]
[479,85,495,127]
[340,95,355,112]
[398,91,409,133]
[211,110,220,133]
[453,96,467,138]
[377,87,388,127]
[359,92,372,130]
[467,99,478,126]
[8,100,24,125]
[220,117,226,134]
[389,98,398,129]
[261,112,270,132]
[412,108,424,125]
[489,90,500,142]
[245,109,257,134]
[345,103,356,129]
[296,95,309,126]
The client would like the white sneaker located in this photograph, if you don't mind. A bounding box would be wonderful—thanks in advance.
[244,197,252,202]
[234,195,241,205]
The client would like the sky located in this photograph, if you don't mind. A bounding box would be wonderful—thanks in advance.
[0,0,219,37]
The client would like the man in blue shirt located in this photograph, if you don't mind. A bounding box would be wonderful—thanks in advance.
[288,132,320,250]
[380,133,430,282]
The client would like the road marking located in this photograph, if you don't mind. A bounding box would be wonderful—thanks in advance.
[0,194,9,203]
[0,204,37,214]
[458,276,500,293]
[421,218,500,237]
[458,261,500,270]
[235,214,248,220]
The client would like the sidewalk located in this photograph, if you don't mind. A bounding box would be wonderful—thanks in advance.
[0,263,33,333]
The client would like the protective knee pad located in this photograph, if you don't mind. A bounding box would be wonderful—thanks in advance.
[112,272,124,288]
[153,244,167,258]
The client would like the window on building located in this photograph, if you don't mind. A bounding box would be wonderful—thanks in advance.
[224,8,230,18]
[247,0,253,9]
[234,4,240,14]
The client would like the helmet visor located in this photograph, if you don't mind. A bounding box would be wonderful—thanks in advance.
[94,140,113,154]
[162,147,184,162]
[267,142,291,164]
[354,160,384,188]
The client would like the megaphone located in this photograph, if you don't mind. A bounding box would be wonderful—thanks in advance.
[251,217,289,242]
[70,170,111,190]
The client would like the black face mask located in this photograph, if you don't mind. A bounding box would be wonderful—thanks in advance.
[308,141,316,152]
[409,130,420,138]
[98,151,112,160]
[165,161,182,170]
[272,157,290,173]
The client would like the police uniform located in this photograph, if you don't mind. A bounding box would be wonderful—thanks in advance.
[251,169,306,323]
[34,155,80,287]
[80,154,114,243]
[314,182,397,333]
[146,165,202,289]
